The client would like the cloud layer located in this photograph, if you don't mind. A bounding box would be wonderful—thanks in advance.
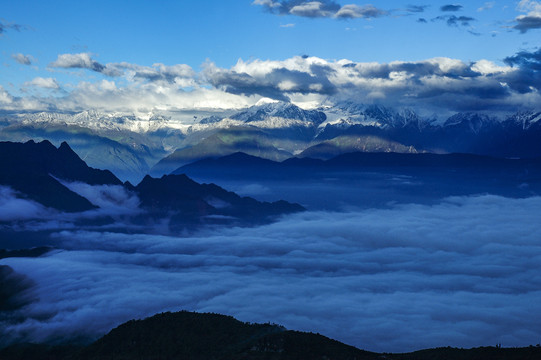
[1,48,541,115]
[2,195,541,352]
[253,0,387,19]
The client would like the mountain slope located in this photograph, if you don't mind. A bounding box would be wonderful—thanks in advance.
[1,311,540,360]
[0,140,121,212]
[300,135,420,159]
[133,174,304,229]
[151,127,292,176]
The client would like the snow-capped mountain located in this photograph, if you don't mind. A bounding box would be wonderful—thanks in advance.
[503,111,541,130]
[443,113,500,134]
[317,103,434,132]
[15,110,172,133]
[230,101,326,125]
[3,102,541,182]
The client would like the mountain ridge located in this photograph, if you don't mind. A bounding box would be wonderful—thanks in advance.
[0,311,539,360]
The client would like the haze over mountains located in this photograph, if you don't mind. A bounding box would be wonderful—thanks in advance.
[0,140,303,238]
[2,101,541,182]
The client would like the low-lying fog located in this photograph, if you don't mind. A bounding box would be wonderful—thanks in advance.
[2,192,541,352]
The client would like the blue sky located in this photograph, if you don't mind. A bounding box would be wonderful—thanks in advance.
[1,1,541,115]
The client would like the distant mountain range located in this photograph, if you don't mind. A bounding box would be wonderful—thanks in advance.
[2,102,541,182]
[0,310,539,360]
[0,140,303,232]
[173,151,541,210]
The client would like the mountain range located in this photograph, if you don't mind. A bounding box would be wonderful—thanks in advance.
[2,102,541,182]
[0,140,303,233]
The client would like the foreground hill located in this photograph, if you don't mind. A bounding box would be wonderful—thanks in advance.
[0,311,539,360]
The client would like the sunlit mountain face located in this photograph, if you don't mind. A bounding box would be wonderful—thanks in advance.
[2,1,541,357]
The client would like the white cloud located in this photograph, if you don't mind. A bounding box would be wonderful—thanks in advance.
[0,186,49,221]
[0,86,14,105]
[23,77,60,90]
[253,0,386,19]
[518,0,541,13]
[253,0,281,8]
[477,2,495,12]
[334,4,386,19]
[290,1,332,17]
[2,195,541,352]
[50,53,103,71]
[11,53,34,65]
[515,0,541,32]
[3,53,541,115]
[59,181,141,216]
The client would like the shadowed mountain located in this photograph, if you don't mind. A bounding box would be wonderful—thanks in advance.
[300,135,420,159]
[132,174,304,230]
[1,311,540,360]
[150,128,293,177]
[175,152,541,208]
[0,140,303,230]
[0,266,36,312]
[177,151,541,179]
[0,140,121,212]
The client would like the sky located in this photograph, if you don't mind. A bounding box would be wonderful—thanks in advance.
[1,1,541,114]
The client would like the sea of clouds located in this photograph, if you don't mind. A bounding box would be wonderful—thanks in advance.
[1,194,541,352]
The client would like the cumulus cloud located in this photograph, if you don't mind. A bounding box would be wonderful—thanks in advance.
[23,77,60,90]
[440,4,463,12]
[202,55,534,113]
[49,53,196,86]
[3,51,541,115]
[49,53,108,73]
[203,57,337,101]
[2,195,541,352]
[253,0,386,19]
[11,53,33,65]
[504,48,541,71]
[514,0,541,33]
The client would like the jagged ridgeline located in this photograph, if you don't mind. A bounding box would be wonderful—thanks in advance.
[0,140,304,232]
[2,102,541,182]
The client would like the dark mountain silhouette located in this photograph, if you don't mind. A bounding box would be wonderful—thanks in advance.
[0,140,303,231]
[0,265,35,312]
[178,151,541,178]
[0,140,121,212]
[176,151,541,202]
[1,311,539,360]
[133,174,304,229]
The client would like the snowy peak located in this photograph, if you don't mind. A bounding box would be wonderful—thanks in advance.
[443,113,498,134]
[322,102,428,131]
[504,111,541,130]
[15,111,171,133]
[230,102,326,125]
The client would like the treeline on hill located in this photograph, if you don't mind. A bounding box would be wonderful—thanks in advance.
[0,311,540,360]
